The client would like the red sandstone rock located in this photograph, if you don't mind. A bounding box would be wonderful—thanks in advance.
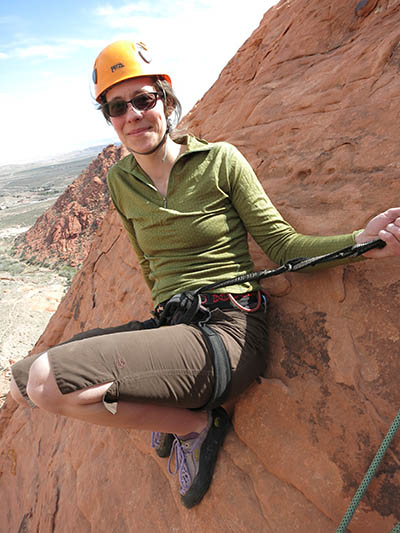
[1,1,400,531]
[14,144,128,268]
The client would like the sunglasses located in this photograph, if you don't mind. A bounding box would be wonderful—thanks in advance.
[103,91,160,118]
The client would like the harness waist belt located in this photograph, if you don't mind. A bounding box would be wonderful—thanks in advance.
[156,290,263,315]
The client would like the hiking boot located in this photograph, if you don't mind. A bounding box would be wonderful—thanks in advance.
[151,432,174,458]
[168,407,230,509]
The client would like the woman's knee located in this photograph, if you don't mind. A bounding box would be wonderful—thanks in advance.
[9,375,29,406]
[26,352,64,413]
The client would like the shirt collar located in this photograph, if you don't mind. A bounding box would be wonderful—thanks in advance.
[115,134,212,175]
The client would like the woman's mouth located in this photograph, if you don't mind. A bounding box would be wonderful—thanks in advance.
[128,127,149,136]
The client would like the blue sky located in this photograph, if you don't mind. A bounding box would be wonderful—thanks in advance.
[0,0,278,165]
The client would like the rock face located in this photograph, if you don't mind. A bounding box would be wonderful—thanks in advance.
[1,1,400,531]
[14,144,128,268]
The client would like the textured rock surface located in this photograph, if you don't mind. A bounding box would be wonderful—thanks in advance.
[14,144,128,268]
[1,0,400,531]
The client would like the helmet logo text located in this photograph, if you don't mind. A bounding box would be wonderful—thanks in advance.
[111,62,125,73]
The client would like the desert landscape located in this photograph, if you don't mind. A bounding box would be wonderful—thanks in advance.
[0,147,107,404]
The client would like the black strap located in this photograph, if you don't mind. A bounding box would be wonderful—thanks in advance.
[196,238,386,293]
[196,323,231,410]
[59,318,159,346]
[157,291,232,409]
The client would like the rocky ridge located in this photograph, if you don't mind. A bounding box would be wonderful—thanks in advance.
[14,144,128,268]
[1,1,400,532]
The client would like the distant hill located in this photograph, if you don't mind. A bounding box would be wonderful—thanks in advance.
[0,144,117,177]
[0,144,123,234]
[13,144,128,268]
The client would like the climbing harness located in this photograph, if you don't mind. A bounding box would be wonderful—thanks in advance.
[156,238,386,406]
[158,237,399,527]
[157,291,234,409]
[156,290,265,409]
[156,239,388,412]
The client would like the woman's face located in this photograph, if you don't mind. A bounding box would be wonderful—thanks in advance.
[106,76,167,155]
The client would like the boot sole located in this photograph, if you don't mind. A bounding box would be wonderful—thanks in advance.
[155,433,174,458]
[181,407,230,509]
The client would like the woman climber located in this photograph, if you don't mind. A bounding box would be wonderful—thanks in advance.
[9,40,400,509]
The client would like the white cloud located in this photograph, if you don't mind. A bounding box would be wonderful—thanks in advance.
[96,2,162,17]
[16,44,71,59]
[0,15,20,26]
[96,1,187,18]
[0,74,118,165]
[11,38,105,60]
[0,52,8,59]
[95,1,272,34]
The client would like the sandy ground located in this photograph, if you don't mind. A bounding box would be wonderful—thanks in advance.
[0,233,67,405]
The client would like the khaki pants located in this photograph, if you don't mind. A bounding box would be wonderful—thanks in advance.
[12,307,268,412]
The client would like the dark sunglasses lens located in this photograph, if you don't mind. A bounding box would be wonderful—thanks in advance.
[133,93,157,111]
[105,93,158,117]
[107,100,128,117]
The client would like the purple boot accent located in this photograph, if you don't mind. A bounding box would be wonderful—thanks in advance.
[167,407,230,508]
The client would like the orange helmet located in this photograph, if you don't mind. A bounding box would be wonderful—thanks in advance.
[92,40,172,102]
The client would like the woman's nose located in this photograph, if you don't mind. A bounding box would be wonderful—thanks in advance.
[126,102,143,119]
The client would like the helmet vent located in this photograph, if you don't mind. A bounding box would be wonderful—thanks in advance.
[137,42,152,64]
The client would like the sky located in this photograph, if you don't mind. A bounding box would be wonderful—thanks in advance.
[0,0,279,166]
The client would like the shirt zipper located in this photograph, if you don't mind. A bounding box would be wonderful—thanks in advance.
[135,148,188,209]
[160,150,187,209]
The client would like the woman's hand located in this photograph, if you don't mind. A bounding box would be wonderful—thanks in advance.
[355,207,400,258]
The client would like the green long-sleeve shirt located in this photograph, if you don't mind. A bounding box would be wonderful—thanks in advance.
[107,135,360,306]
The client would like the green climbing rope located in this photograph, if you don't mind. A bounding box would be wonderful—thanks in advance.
[392,521,400,533]
[336,408,400,533]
